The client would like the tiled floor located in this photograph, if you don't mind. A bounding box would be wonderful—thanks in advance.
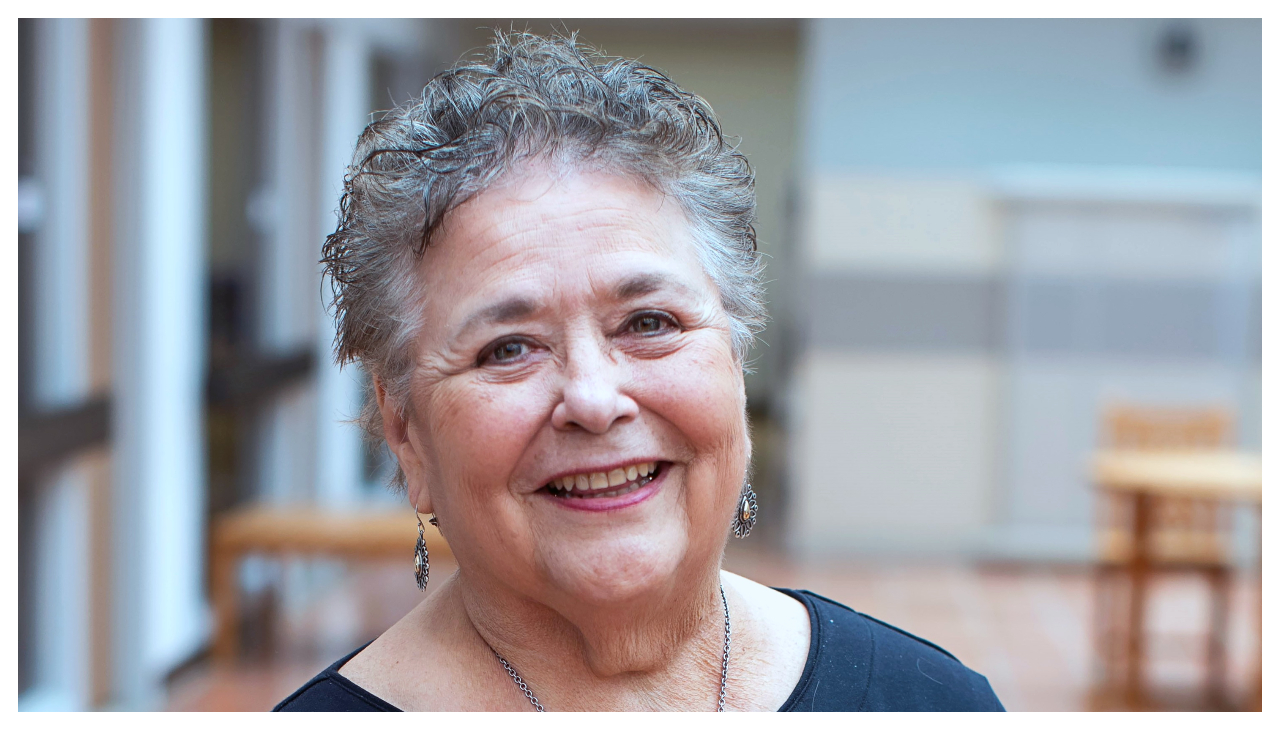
[166,547,1260,711]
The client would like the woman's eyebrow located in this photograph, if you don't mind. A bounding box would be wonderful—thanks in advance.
[454,275,695,337]
[613,272,696,301]
[456,296,538,334]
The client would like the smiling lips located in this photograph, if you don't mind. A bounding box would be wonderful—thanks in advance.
[546,461,661,499]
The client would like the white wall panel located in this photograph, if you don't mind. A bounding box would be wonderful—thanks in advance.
[1005,197,1260,281]
[789,352,998,556]
[803,174,1000,274]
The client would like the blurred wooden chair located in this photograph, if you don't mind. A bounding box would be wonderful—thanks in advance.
[1093,405,1235,708]
[210,505,451,663]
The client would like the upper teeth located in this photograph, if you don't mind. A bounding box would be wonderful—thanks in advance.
[553,462,656,491]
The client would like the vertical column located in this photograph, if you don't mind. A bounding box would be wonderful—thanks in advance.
[32,20,90,407]
[260,20,313,355]
[314,24,371,507]
[86,18,119,708]
[112,18,209,707]
[21,17,93,711]
[256,19,318,506]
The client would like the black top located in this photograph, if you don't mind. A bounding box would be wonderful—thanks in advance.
[275,588,1004,712]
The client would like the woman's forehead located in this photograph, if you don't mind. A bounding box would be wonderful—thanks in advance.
[436,167,686,254]
[420,169,711,308]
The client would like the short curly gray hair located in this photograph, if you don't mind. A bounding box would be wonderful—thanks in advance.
[322,30,766,479]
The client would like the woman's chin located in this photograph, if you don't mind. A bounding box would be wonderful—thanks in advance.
[539,532,691,607]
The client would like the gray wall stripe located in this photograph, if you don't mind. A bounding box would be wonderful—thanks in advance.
[804,274,1004,353]
[803,273,1260,362]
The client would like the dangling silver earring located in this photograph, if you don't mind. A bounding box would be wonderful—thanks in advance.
[414,514,430,590]
[732,483,758,538]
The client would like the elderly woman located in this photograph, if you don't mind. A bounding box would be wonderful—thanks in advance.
[275,32,1002,712]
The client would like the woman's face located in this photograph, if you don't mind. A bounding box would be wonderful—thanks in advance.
[385,165,749,611]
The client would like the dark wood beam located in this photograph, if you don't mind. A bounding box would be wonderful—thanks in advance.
[19,396,111,482]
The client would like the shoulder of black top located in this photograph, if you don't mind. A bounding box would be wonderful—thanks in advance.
[794,589,961,663]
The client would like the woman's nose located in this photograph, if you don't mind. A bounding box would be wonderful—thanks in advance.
[551,345,639,434]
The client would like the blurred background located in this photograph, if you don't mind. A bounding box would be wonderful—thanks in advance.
[17,18,1261,711]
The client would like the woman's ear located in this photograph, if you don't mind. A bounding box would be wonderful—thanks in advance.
[375,375,433,514]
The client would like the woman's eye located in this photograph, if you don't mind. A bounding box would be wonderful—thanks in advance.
[629,313,674,335]
[488,341,528,363]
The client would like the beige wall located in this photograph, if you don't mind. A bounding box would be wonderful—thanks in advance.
[791,351,999,556]
[791,169,1260,560]
[790,174,1004,557]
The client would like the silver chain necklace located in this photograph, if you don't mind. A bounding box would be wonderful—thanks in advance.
[489,584,732,712]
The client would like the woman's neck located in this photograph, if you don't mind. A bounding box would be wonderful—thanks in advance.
[445,564,729,710]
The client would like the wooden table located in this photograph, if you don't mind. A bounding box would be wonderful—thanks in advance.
[1092,449,1262,710]
[210,505,451,663]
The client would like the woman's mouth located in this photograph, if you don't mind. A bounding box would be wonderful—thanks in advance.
[542,461,665,505]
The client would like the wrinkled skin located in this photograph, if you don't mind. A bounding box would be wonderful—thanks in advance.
[344,163,809,711]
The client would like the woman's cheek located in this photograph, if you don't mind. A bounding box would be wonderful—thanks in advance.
[425,378,547,494]
[637,339,744,448]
